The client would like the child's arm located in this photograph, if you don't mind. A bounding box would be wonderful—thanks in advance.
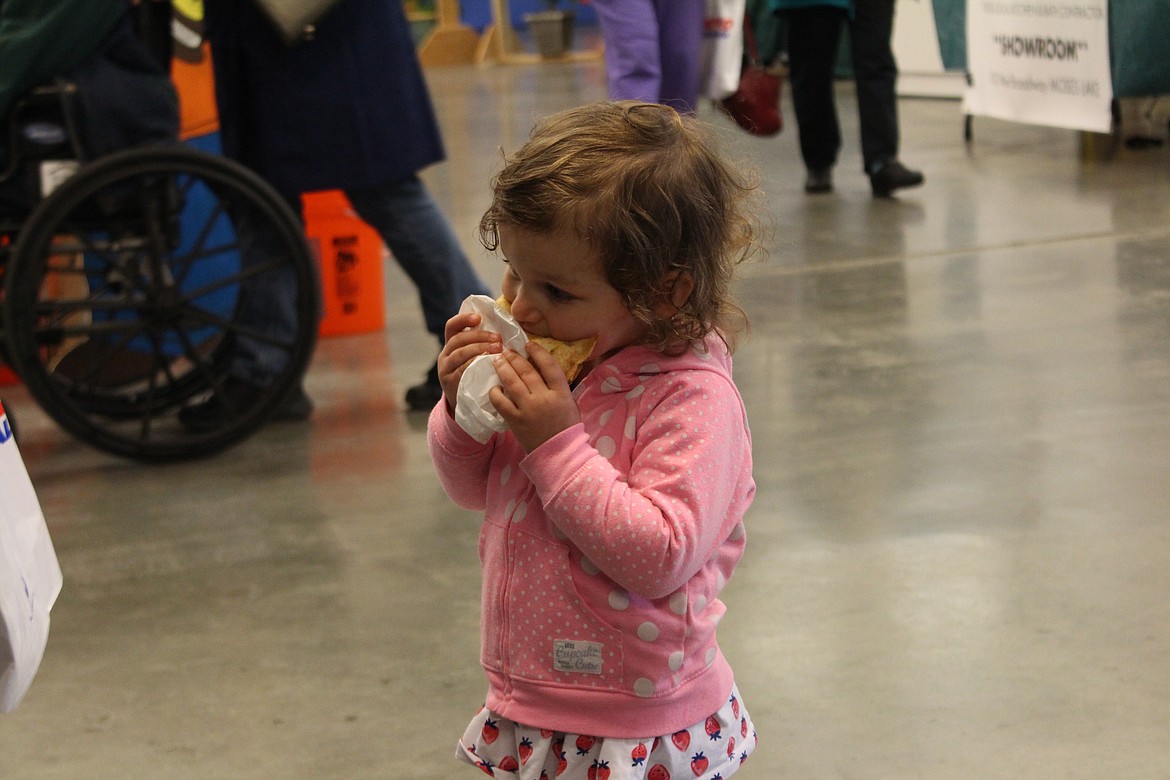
[427,402,498,510]
[521,372,753,599]
[426,311,504,510]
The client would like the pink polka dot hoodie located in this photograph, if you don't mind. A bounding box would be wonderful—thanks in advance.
[428,333,755,739]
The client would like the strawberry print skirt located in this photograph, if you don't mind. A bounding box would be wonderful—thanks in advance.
[455,683,757,780]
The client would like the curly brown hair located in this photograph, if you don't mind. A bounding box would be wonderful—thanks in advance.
[478,101,758,354]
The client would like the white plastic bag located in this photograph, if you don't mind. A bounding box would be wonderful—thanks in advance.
[454,295,529,444]
[701,0,746,100]
[0,401,63,713]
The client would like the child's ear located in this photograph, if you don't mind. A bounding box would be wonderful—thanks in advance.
[653,270,695,319]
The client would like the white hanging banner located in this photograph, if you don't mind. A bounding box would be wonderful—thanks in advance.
[963,0,1113,133]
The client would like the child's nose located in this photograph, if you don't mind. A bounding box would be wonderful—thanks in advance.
[510,291,539,326]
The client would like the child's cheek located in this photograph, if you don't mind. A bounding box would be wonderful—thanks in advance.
[500,275,518,303]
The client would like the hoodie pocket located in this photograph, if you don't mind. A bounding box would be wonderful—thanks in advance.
[504,534,627,690]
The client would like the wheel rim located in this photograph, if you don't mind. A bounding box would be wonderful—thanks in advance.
[3,146,318,461]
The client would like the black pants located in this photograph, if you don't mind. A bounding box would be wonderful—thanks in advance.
[783,0,899,174]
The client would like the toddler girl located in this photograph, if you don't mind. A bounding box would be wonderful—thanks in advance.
[428,101,759,780]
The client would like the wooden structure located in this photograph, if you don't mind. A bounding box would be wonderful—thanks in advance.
[415,0,602,66]
[416,0,482,66]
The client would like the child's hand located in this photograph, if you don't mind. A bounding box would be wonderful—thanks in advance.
[438,312,502,410]
[489,342,580,452]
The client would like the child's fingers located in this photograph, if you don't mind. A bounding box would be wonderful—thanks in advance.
[493,349,544,395]
[487,384,517,417]
[490,349,523,394]
[488,347,580,451]
[445,328,499,353]
[442,311,481,342]
[444,340,498,370]
[438,331,502,401]
[524,341,570,390]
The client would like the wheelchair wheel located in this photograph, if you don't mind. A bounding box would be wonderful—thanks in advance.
[2,145,319,461]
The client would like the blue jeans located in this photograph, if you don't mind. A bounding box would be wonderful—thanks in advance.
[231,199,312,385]
[233,175,488,383]
[346,175,489,342]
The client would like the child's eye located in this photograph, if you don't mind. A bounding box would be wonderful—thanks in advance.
[545,285,575,303]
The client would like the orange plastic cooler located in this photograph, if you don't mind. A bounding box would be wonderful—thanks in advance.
[302,191,387,337]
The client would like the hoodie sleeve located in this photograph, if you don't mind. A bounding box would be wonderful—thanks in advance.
[521,369,754,599]
[426,401,496,511]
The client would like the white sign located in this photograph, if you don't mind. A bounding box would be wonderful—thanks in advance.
[894,0,967,98]
[963,0,1113,132]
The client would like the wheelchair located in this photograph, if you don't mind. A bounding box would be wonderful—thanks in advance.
[0,81,320,463]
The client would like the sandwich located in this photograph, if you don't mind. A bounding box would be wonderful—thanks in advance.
[496,296,597,382]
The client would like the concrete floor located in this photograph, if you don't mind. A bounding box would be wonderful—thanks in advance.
[2,56,1170,780]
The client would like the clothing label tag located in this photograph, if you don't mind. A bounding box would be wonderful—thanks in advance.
[553,640,604,675]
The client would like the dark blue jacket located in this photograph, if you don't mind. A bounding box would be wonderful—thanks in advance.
[203,0,445,198]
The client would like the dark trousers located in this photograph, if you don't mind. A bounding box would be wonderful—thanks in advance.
[232,176,490,383]
[783,0,899,174]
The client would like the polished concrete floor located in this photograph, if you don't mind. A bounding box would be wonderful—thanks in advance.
[3,56,1170,780]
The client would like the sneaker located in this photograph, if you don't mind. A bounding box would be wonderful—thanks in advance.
[869,159,924,198]
[179,378,313,433]
[404,361,442,412]
[804,168,833,194]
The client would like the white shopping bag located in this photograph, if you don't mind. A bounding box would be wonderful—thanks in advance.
[701,0,746,100]
[0,401,63,713]
[454,295,530,444]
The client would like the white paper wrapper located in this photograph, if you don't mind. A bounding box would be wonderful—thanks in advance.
[454,295,528,443]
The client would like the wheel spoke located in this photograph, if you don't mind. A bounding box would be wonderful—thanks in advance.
[177,302,297,352]
[5,146,317,460]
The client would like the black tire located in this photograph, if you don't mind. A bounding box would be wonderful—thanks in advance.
[2,145,318,461]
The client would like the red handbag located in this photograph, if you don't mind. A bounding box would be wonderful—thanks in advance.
[720,14,783,137]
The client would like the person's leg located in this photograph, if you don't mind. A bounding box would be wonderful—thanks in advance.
[653,0,704,113]
[229,198,309,385]
[848,0,899,173]
[591,0,662,103]
[179,194,315,431]
[783,7,846,176]
[346,176,488,343]
[849,0,923,196]
[346,176,489,410]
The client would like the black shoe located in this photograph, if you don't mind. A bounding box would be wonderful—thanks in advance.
[804,168,833,194]
[179,378,313,433]
[869,159,924,198]
[404,361,442,412]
